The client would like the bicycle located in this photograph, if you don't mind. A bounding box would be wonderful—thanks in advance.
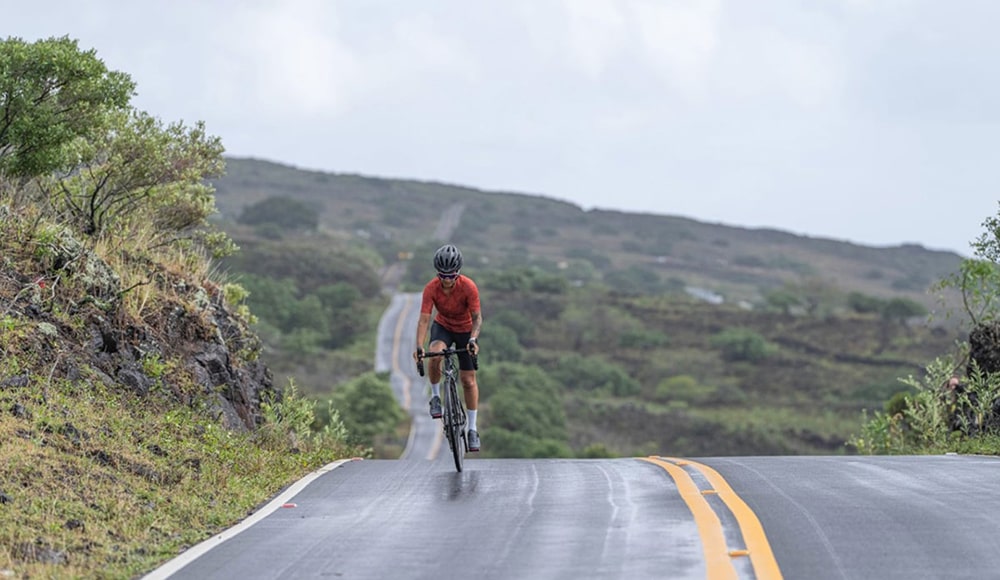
[416,346,478,472]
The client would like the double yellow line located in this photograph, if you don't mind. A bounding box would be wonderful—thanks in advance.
[641,456,782,580]
[390,295,414,410]
[390,294,445,460]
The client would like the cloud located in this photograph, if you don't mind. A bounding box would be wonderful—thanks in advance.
[539,0,722,92]
[695,6,846,112]
[633,0,721,96]
[559,0,628,79]
[215,1,361,118]
[210,1,477,122]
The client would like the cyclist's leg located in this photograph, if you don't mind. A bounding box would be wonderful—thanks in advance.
[426,323,452,419]
[453,332,478,411]
[427,322,452,385]
[460,368,481,451]
[458,369,479,412]
[427,339,447,384]
[454,332,481,450]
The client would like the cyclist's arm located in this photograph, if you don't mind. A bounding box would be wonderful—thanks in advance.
[468,310,482,355]
[415,312,432,355]
[466,279,482,343]
[470,310,482,340]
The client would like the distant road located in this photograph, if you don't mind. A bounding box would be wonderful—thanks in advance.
[375,293,448,463]
[432,204,464,242]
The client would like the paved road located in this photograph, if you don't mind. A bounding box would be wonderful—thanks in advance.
[146,454,1000,579]
[701,454,1000,580]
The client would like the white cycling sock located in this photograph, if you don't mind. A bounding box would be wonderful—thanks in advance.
[467,410,478,431]
[431,383,440,397]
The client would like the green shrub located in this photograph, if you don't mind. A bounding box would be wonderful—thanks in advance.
[480,323,523,364]
[578,443,617,458]
[656,375,717,405]
[710,328,776,362]
[619,328,669,349]
[549,354,641,397]
[326,372,406,447]
[482,427,573,458]
[238,196,320,230]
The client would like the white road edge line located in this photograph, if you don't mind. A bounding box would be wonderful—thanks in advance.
[141,459,354,579]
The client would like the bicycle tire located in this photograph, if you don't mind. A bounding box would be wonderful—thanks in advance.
[446,373,465,472]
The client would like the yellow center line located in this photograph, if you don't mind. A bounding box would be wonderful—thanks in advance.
[641,457,739,580]
[388,293,444,461]
[390,295,414,409]
[662,457,783,580]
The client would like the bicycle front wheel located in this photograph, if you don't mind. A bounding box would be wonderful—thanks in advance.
[445,378,465,472]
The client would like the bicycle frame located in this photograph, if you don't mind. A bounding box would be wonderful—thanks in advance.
[417,346,476,472]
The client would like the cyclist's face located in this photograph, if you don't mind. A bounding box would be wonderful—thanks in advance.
[438,271,459,287]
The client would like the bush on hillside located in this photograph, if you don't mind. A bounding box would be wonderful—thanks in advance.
[239,196,320,231]
[710,328,777,363]
[326,372,406,448]
[548,354,641,397]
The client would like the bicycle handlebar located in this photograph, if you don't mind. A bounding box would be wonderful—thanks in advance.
[416,347,479,376]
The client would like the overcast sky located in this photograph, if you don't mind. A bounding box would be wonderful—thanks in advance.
[7,1,1000,255]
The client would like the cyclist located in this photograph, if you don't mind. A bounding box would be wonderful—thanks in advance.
[414,244,484,452]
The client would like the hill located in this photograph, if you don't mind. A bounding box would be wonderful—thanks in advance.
[213,157,963,311]
[209,156,968,458]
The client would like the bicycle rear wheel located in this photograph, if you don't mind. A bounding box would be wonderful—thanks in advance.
[445,377,465,472]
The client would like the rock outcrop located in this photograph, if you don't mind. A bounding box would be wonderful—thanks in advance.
[1,223,275,432]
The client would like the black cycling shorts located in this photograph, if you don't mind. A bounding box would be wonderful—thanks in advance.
[429,321,476,371]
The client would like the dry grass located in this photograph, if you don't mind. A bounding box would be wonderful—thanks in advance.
[0,373,352,578]
[0,199,359,578]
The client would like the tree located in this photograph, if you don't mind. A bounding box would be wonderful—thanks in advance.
[477,363,569,457]
[710,328,776,362]
[559,302,641,352]
[226,239,382,296]
[881,297,928,324]
[847,291,884,315]
[44,109,224,239]
[604,266,662,295]
[764,288,803,314]
[1,36,229,256]
[939,258,1000,327]
[549,354,641,397]
[479,323,524,364]
[328,372,405,447]
[0,36,134,179]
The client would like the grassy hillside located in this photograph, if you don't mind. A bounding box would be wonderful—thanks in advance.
[213,157,962,310]
[211,157,967,458]
[0,202,360,578]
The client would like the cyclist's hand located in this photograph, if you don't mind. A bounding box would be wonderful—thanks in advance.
[414,347,426,377]
[467,337,479,356]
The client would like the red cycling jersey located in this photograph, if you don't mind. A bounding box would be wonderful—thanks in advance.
[420,275,481,333]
